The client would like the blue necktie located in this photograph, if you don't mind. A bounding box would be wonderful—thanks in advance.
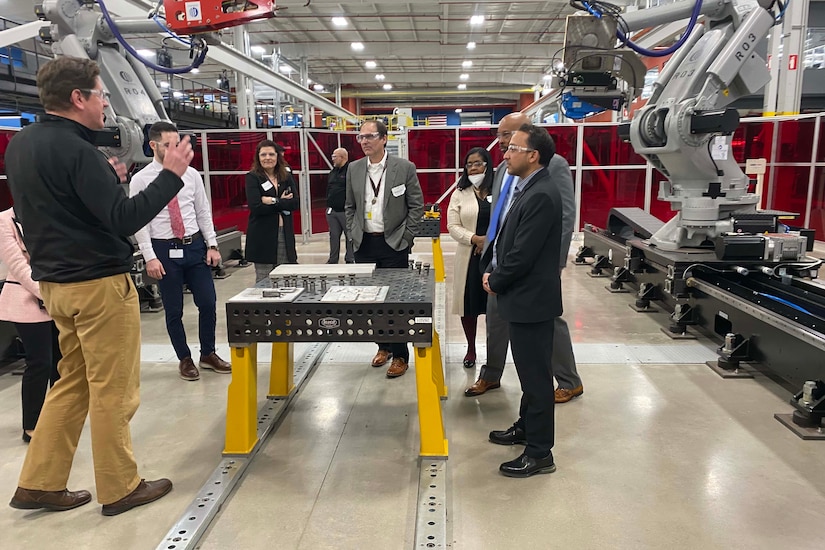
[486,174,514,241]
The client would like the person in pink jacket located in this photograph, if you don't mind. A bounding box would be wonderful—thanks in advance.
[0,208,60,442]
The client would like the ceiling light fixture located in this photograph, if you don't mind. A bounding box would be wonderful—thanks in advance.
[331,17,347,26]
[466,42,476,50]
[313,84,325,91]
[457,84,467,90]
[383,83,393,91]
[351,42,365,51]
[462,60,473,68]
[460,73,469,80]
[470,15,485,25]
[136,49,155,58]
[190,68,199,74]
[280,64,291,74]
[250,45,265,54]
[365,60,377,69]
[375,74,385,81]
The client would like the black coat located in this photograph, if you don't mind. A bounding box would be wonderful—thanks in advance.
[244,171,299,264]
[482,167,563,323]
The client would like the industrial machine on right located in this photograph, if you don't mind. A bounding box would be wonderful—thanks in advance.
[558,0,825,437]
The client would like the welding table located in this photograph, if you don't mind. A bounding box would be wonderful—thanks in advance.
[223,267,448,457]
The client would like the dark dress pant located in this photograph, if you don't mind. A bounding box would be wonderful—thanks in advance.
[152,238,217,360]
[15,321,61,430]
[354,233,410,361]
[510,318,556,458]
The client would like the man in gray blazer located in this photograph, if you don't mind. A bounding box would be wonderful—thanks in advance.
[466,112,583,401]
[345,120,424,378]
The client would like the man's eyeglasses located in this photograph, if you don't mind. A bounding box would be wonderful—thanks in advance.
[465,161,487,169]
[356,132,382,143]
[506,144,535,154]
[81,88,111,101]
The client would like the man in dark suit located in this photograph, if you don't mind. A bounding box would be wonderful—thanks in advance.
[482,124,562,477]
[345,120,424,378]
[467,113,583,402]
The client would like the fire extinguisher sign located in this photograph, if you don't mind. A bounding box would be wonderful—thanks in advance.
[789,54,798,71]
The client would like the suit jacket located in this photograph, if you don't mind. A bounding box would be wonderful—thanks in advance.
[548,155,575,268]
[345,155,424,252]
[482,167,563,324]
[0,208,51,323]
[483,155,573,267]
[480,160,509,258]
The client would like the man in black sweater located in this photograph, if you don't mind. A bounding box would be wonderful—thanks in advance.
[326,147,354,263]
[6,57,191,516]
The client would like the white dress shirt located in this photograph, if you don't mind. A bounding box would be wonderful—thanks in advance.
[364,150,388,234]
[129,160,218,262]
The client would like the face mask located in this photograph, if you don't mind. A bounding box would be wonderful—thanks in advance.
[468,173,485,187]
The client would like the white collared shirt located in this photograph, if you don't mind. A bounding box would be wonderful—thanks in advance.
[129,160,218,262]
[364,150,388,233]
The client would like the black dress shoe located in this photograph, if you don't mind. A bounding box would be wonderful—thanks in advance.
[488,423,526,446]
[499,452,556,478]
[462,358,476,369]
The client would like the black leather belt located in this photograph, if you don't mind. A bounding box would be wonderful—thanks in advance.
[366,232,384,236]
[154,231,202,245]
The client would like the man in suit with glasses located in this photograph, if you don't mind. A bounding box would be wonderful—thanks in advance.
[345,120,424,378]
[467,112,583,403]
[482,124,563,477]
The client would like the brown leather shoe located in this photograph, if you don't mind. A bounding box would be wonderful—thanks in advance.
[555,385,584,403]
[386,357,409,378]
[464,378,501,397]
[101,478,173,516]
[179,357,200,381]
[10,487,92,512]
[199,352,231,374]
[371,349,392,367]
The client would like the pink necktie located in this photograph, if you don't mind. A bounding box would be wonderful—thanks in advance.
[168,196,186,239]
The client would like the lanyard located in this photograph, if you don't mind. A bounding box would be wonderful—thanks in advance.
[368,165,387,205]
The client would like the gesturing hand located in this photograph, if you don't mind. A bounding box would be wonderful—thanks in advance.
[162,135,194,178]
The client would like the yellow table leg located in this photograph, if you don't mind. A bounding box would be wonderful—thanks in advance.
[431,236,445,283]
[415,337,449,458]
[430,330,447,398]
[224,344,258,455]
[268,342,295,397]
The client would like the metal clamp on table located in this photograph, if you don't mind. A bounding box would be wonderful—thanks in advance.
[223,266,448,457]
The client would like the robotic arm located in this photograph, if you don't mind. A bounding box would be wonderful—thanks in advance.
[36,0,276,166]
[561,0,784,250]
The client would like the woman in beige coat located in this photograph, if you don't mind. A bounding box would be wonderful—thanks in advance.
[447,147,494,368]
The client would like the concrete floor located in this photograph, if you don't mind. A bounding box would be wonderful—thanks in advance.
[1,234,824,550]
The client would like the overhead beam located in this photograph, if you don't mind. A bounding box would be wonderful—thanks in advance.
[0,20,47,49]
[273,42,562,59]
[326,72,545,86]
[203,38,356,120]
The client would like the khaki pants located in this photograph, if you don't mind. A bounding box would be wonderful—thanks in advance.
[18,273,142,504]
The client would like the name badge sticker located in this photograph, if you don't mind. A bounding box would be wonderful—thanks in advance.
[391,184,406,197]
[169,248,184,259]
[261,181,273,191]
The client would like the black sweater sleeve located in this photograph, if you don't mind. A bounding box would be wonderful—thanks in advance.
[74,148,184,236]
